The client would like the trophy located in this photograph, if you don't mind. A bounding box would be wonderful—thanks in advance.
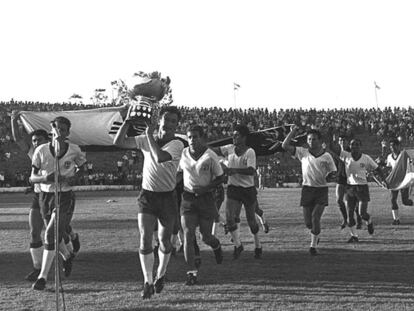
[122,71,172,136]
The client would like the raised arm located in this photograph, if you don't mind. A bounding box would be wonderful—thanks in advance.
[113,119,138,149]
[145,122,173,163]
[11,110,30,153]
[281,124,299,154]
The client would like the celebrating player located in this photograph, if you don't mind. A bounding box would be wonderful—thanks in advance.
[31,116,86,290]
[282,125,336,255]
[386,138,413,225]
[178,125,225,285]
[212,124,263,259]
[113,106,184,299]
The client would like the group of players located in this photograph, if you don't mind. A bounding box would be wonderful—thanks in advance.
[10,105,412,299]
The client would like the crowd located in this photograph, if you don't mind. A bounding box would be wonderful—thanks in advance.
[2,100,414,187]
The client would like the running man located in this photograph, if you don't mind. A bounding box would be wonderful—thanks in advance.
[113,105,184,299]
[386,138,413,225]
[178,125,225,285]
[339,138,384,242]
[31,116,86,290]
[212,124,263,259]
[282,125,336,255]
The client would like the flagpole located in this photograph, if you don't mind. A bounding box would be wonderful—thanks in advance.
[233,87,236,109]
[375,85,378,109]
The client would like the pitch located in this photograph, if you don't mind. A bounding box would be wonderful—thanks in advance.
[1,187,414,311]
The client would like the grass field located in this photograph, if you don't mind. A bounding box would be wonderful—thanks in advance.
[1,187,414,311]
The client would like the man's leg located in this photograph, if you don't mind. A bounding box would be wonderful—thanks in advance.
[346,197,358,242]
[390,190,400,224]
[336,184,348,228]
[137,212,157,296]
[310,203,325,246]
[254,200,269,233]
[181,214,199,285]
[199,217,222,264]
[244,200,262,258]
[359,201,374,234]
[27,206,44,281]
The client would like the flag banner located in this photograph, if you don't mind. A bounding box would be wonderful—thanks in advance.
[208,125,307,156]
[385,150,414,190]
[19,105,139,152]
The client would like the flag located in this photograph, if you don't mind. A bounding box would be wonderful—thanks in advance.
[233,82,241,90]
[208,125,307,156]
[385,150,414,190]
[374,81,381,90]
[19,105,133,152]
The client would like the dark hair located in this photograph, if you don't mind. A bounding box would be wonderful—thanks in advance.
[351,138,362,146]
[159,106,181,121]
[307,129,322,140]
[389,138,400,145]
[31,129,49,140]
[234,124,250,137]
[187,125,205,138]
[53,116,71,129]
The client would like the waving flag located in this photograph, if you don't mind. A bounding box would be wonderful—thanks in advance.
[208,125,307,156]
[19,105,134,151]
[385,150,414,190]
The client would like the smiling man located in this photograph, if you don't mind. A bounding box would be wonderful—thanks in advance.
[113,105,184,299]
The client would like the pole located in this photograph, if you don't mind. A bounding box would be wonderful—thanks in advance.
[375,86,378,109]
[52,124,61,311]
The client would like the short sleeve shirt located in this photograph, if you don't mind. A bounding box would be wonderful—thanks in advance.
[135,135,184,192]
[340,150,378,185]
[386,153,398,169]
[220,144,256,187]
[179,148,223,193]
[32,143,87,192]
[295,147,337,187]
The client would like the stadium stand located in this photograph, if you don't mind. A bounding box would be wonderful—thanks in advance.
[1,100,414,187]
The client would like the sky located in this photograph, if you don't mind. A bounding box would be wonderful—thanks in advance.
[1,0,414,110]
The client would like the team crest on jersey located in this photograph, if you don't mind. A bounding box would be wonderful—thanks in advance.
[360,163,365,168]
[64,161,72,169]
[201,164,210,171]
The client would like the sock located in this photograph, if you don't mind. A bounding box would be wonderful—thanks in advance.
[139,252,154,284]
[212,222,218,235]
[30,246,44,270]
[156,249,171,279]
[349,225,358,237]
[230,227,241,247]
[392,210,399,220]
[38,249,55,280]
[310,233,319,248]
[253,233,261,249]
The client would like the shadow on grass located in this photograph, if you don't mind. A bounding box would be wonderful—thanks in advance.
[3,248,414,287]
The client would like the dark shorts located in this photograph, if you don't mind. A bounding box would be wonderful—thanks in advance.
[31,193,40,210]
[137,189,178,226]
[180,191,219,221]
[300,186,329,207]
[39,191,74,219]
[227,185,257,206]
[345,184,370,204]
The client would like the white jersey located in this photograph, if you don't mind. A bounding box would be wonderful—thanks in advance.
[179,148,223,193]
[32,142,87,192]
[340,150,378,185]
[295,146,336,187]
[28,146,41,193]
[220,144,256,187]
[386,153,398,169]
[135,135,184,192]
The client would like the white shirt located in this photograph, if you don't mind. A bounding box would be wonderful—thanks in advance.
[386,153,399,169]
[295,147,336,187]
[32,142,87,192]
[135,135,184,192]
[220,144,256,187]
[179,148,223,193]
[28,146,41,193]
[340,150,378,185]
